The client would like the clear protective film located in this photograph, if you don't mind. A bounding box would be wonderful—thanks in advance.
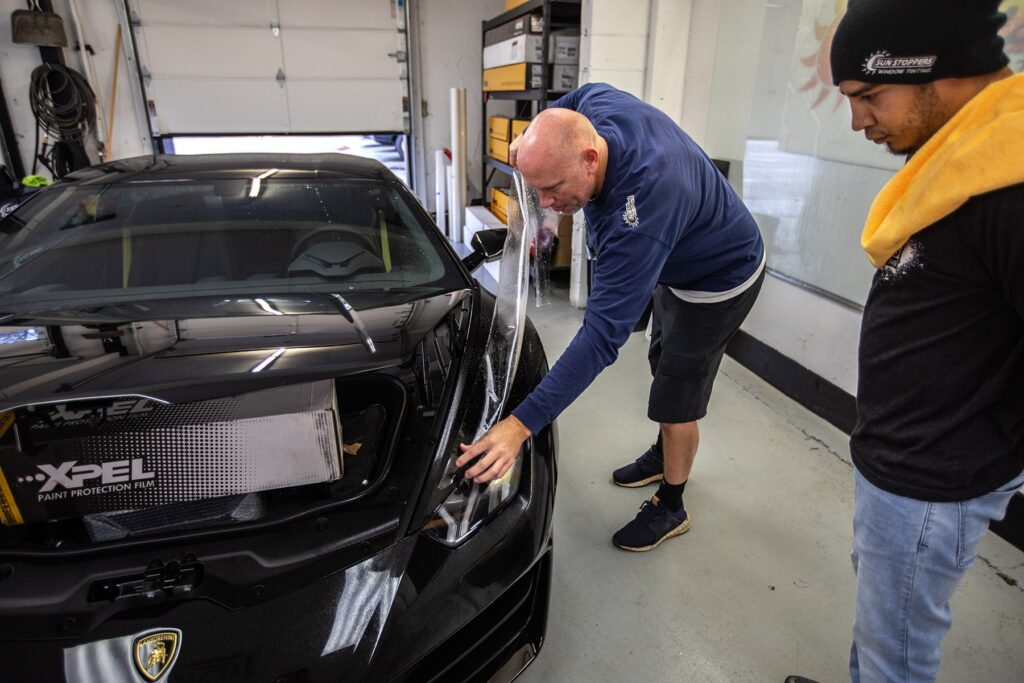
[472,170,542,440]
[530,209,558,308]
[425,172,542,545]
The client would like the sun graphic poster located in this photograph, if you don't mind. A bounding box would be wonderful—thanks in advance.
[1004,0,1024,72]
[779,0,1023,170]
[779,0,901,170]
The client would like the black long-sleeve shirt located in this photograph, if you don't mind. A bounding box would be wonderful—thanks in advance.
[851,183,1024,501]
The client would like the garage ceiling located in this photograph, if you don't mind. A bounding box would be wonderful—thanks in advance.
[129,0,407,135]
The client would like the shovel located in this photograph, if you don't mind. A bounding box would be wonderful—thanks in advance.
[11,0,68,48]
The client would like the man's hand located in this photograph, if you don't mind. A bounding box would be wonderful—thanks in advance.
[456,415,532,483]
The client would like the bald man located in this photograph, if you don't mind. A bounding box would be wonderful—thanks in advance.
[456,83,764,552]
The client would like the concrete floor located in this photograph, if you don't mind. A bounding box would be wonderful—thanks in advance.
[514,277,1024,683]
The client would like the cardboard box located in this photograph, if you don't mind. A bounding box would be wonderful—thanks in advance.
[489,136,510,163]
[484,62,545,91]
[553,214,573,268]
[550,31,581,64]
[0,381,343,525]
[484,34,543,69]
[489,116,512,141]
[504,0,529,10]
[464,205,506,247]
[485,13,543,47]
[491,203,508,225]
[550,63,579,91]
[491,187,511,217]
[511,118,530,140]
[484,31,579,69]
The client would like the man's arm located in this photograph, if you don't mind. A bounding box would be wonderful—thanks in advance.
[457,228,672,482]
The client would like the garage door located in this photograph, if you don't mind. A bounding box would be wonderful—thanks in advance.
[129,0,407,134]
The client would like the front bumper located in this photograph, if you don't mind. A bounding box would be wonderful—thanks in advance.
[0,423,556,683]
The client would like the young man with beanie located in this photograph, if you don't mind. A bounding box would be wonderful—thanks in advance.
[790,1,1024,681]
[454,85,765,552]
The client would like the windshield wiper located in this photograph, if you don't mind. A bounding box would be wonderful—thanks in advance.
[326,293,376,354]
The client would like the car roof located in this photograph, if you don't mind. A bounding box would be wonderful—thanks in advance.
[61,153,395,186]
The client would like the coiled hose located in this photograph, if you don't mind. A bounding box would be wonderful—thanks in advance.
[29,63,96,177]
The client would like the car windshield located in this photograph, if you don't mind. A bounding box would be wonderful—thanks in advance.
[0,176,463,317]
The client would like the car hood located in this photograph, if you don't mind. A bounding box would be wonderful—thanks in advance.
[0,289,471,410]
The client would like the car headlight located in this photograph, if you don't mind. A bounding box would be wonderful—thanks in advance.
[422,447,525,546]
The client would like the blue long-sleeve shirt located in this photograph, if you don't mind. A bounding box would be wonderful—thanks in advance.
[511,84,763,435]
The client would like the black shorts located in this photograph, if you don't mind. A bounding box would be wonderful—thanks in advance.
[648,270,764,423]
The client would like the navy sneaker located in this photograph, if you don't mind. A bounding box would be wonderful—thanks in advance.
[611,444,663,487]
[612,497,691,552]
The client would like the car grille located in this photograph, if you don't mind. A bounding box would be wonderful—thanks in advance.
[397,549,552,683]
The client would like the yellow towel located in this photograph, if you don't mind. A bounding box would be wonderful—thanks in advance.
[861,72,1024,268]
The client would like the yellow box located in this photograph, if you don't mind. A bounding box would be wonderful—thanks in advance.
[483,63,544,91]
[489,136,510,163]
[490,203,508,224]
[511,119,530,140]
[491,187,510,216]
[489,116,512,141]
[504,0,529,10]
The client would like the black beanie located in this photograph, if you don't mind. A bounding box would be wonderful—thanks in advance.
[830,0,1009,85]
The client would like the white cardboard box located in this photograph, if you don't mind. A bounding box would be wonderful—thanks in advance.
[483,35,543,69]
[483,33,580,69]
[464,205,506,247]
[483,258,502,284]
[550,32,581,64]
[551,64,579,92]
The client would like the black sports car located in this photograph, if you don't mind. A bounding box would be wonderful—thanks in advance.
[0,154,556,682]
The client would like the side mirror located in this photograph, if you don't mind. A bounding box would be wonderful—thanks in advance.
[461,228,508,272]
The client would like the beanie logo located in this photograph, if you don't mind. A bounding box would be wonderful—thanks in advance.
[863,50,937,76]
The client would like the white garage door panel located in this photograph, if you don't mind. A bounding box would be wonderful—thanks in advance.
[150,81,289,134]
[278,0,397,29]
[138,27,282,79]
[283,31,400,80]
[130,0,404,135]
[134,0,272,27]
[288,81,402,132]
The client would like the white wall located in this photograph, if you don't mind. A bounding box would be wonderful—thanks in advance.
[580,0,650,97]
[747,0,801,140]
[1,0,44,174]
[0,0,150,179]
[643,0,691,125]
[677,0,861,394]
[742,275,860,393]
[412,0,510,212]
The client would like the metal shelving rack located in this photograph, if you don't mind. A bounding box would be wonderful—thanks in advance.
[481,0,582,193]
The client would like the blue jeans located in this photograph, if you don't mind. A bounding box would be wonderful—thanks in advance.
[849,466,1024,682]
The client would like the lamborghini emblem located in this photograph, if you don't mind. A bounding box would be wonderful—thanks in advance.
[132,629,181,681]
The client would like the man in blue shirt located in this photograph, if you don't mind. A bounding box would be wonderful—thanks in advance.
[456,84,765,551]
